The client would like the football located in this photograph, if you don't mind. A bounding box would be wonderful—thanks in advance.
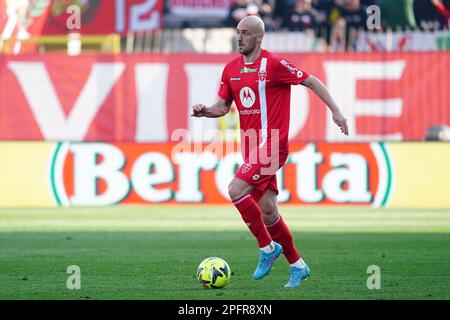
[197,257,231,289]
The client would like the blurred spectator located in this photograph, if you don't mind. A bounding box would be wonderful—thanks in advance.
[225,0,276,29]
[380,0,417,29]
[431,0,450,27]
[164,0,170,15]
[226,0,251,27]
[309,0,337,43]
[272,0,297,29]
[254,0,277,31]
[312,0,334,26]
[339,0,367,30]
[329,0,368,51]
[282,0,322,33]
[414,0,447,30]
[360,0,380,5]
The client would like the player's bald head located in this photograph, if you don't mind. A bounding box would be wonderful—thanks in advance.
[237,15,265,35]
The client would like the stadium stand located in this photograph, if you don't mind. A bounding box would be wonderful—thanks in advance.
[2,0,450,54]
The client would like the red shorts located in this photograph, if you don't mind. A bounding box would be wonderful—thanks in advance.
[235,153,288,202]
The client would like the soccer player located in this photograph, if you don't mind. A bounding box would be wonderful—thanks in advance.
[191,15,348,287]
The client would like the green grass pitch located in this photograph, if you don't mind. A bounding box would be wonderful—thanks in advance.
[0,206,449,300]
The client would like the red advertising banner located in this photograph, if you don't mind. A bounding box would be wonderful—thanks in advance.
[0,52,449,142]
[0,0,8,37]
[42,0,163,35]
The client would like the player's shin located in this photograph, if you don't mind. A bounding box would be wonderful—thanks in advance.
[266,214,301,264]
[232,194,273,248]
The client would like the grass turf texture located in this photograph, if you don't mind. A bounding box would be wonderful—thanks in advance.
[0,207,449,300]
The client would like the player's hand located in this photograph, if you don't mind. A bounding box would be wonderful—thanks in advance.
[332,110,349,136]
[191,104,207,117]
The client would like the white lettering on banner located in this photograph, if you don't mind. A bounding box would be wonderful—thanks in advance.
[174,152,218,202]
[115,0,126,32]
[324,61,405,141]
[322,153,372,202]
[276,169,291,203]
[289,144,372,203]
[185,63,225,142]
[135,64,169,141]
[130,0,160,32]
[116,0,160,32]
[215,152,242,199]
[70,144,130,206]
[8,62,125,141]
[131,153,174,202]
[56,143,380,206]
[290,144,324,203]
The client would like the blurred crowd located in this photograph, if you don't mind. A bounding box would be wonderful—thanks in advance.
[166,0,450,33]
[163,0,450,51]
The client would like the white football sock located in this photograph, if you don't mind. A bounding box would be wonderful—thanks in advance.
[260,241,275,253]
[291,258,306,268]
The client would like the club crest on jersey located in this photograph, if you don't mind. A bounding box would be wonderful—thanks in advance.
[239,86,256,108]
[258,70,267,81]
[241,163,252,174]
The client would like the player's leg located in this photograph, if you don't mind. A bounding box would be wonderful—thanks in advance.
[258,188,300,263]
[229,172,281,280]
[228,177,273,249]
[258,188,311,287]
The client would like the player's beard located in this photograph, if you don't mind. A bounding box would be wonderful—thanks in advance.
[240,43,256,56]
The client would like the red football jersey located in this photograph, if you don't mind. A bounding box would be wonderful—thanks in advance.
[218,50,309,160]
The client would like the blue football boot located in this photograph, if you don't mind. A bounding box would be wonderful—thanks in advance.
[284,264,311,288]
[252,242,283,280]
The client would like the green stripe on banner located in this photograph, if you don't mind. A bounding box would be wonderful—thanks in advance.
[380,142,392,207]
[50,142,62,207]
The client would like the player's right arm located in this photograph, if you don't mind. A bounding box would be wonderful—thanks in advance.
[192,64,234,118]
[191,99,232,118]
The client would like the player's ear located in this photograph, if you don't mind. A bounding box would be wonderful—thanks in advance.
[257,32,264,42]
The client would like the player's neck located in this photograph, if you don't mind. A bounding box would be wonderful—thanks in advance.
[243,47,262,65]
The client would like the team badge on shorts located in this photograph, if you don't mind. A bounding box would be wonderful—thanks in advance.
[252,174,260,181]
[241,163,252,174]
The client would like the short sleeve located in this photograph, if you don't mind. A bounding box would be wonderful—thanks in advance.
[218,65,232,101]
[275,58,309,85]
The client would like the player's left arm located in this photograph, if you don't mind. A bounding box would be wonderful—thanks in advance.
[301,75,349,136]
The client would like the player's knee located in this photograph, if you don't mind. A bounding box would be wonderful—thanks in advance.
[260,200,278,216]
[260,205,274,217]
[228,183,243,201]
[262,213,277,226]
[259,202,276,221]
